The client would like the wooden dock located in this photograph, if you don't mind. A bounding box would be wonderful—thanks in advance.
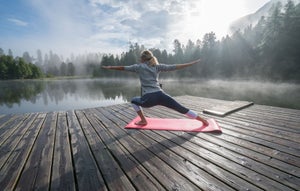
[0,95,299,191]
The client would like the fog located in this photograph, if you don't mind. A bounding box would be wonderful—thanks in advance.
[0,78,299,114]
[161,79,300,110]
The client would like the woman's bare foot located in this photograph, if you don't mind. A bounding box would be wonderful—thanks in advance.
[135,120,147,126]
[135,110,147,126]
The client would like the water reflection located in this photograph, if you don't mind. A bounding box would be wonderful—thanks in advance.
[0,80,45,107]
[0,78,299,114]
[0,79,132,114]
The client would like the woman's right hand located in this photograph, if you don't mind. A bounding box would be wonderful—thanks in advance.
[191,59,201,64]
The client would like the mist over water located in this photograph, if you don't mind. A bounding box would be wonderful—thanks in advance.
[0,78,299,114]
[162,79,300,109]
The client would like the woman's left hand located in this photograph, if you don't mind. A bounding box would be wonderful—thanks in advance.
[101,66,110,69]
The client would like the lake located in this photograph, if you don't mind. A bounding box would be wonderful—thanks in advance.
[0,78,299,114]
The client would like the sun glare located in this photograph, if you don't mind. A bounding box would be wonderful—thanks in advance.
[182,0,247,40]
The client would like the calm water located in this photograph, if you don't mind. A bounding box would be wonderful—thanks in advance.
[0,78,299,114]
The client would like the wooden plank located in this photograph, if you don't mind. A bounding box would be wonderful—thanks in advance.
[237,105,300,121]
[113,104,284,191]
[217,116,300,147]
[208,127,300,168]
[228,109,300,130]
[75,110,135,191]
[177,95,299,124]
[0,114,29,145]
[115,104,297,191]
[163,132,294,191]
[175,98,300,165]
[148,103,299,160]
[109,107,247,191]
[157,99,300,157]
[88,108,165,191]
[180,95,300,122]
[178,101,300,144]
[96,107,201,191]
[15,112,57,190]
[217,125,300,168]
[203,100,254,116]
[51,112,76,191]
[218,120,300,157]
[0,113,46,190]
[176,96,230,111]
[0,95,299,191]
[248,104,300,116]
[150,106,299,190]
[194,133,300,189]
[0,114,15,129]
[0,113,38,169]
[227,115,300,142]
[66,111,108,191]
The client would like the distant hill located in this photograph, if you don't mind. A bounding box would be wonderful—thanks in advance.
[229,0,300,33]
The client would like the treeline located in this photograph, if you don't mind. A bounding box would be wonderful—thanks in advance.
[33,50,100,77]
[97,1,300,82]
[0,54,43,80]
[0,48,102,78]
[1,1,299,81]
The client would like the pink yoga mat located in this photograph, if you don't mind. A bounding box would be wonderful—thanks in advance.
[125,117,221,132]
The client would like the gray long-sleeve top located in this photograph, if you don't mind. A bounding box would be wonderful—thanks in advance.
[124,62,177,96]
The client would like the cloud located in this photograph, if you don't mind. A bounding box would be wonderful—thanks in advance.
[121,10,173,38]
[3,0,203,57]
[82,0,179,53]
[88,0,196,52]
[7,18,28,26]
[2,0,262,58]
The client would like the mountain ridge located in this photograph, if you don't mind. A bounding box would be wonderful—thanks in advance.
[229,0,300,33]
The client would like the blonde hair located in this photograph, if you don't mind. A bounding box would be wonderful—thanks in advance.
[141,50,159,66]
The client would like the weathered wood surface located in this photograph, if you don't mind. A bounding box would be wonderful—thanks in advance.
[203,100,254,116]
[0,95,299,191]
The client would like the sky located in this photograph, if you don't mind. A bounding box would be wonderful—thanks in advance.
[0,0,270,58]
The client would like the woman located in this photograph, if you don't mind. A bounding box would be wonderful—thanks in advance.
[102,50,208,126]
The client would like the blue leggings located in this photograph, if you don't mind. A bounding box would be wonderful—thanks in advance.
[131,91,189,114]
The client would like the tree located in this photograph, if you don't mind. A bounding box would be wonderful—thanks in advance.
[184,39,196,61]
[161,49,168,64]
[36,49,43,67]
[219,36,234,78]
[0,55,8,80]
[29,63,43,78]
[22,51,32,64]
[67,62,75,76]
[173,39,184,64]
[0,55,43,79]
[253,16,267,49]
[261,2,283,59]
[0,48,4,56]
[8,49,13,57]
[60,62,67,76]
[16,58,32,78]
[201,32,218,77]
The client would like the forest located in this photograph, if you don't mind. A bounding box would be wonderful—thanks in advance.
[0,1,299,82]
[97,1,300,82]
[0,53,43,79]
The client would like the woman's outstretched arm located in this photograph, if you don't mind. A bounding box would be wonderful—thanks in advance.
[101,66,125,70]
[175,59,201,70]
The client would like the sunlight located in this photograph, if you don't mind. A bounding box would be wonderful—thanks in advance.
[183,0,247,39]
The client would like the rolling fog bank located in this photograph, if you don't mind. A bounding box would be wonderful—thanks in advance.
[160,79,300,110]
[0,78,299,114]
